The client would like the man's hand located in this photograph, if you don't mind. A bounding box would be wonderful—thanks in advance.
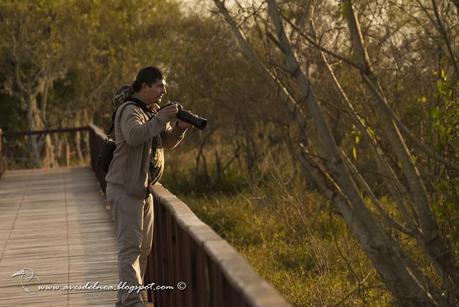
[156,104,178,123]
[176,119,193,129]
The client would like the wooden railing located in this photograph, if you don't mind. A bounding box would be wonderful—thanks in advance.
[2,126,91,170]
[0,124,109,190]
[88,124,109,193]
[2,125,290,306]
[146,184,290,307]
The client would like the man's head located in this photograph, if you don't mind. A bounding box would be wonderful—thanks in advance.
[132,66,167,105]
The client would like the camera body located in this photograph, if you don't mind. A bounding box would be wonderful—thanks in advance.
[160,102,207,130]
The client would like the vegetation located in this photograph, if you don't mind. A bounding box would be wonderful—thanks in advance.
[1,0,458,305]
[163,162,394,305]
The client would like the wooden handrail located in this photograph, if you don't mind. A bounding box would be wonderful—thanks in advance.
[147,183,291,307]
[2,126,95,173]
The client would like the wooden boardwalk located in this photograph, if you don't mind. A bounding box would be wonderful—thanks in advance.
[0,167,118,306]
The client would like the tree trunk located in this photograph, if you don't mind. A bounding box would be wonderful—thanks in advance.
[26,95,41,168]
[43,134,55,168]
[75,113,83,164]
[53,133,62,167]
[83,110,91,164]
[342,0,459,294]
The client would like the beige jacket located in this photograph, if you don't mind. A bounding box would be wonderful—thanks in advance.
[105,101,186,198]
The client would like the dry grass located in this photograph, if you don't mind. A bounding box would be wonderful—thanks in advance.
[162,164,393,306]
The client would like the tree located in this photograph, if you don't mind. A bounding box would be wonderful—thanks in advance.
[213,0,458,304]
[0,0,185,167]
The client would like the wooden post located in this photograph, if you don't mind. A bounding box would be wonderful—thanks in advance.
[0,129,4,178]
[65,138,70,167]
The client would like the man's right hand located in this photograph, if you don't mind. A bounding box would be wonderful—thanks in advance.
[156,104,178,123]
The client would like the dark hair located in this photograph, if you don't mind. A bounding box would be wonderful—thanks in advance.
[132,66,163,92]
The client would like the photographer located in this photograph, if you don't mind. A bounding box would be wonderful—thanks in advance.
[105,66,191,307]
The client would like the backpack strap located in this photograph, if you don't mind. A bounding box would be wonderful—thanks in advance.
[107,102,137,137]
[107,98,154,137]
[124,97,154,119]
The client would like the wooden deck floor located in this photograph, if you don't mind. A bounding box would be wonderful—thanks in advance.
[0,167,118,306]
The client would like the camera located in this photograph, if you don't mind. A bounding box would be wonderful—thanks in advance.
[160,102,207,130]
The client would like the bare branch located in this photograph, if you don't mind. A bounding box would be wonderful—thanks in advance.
[212,0,308,130]
[281,15,362,71]
[341,150,416,236]
[430,0,459,78]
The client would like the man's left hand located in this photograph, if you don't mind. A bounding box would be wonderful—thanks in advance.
[176,120,192,129]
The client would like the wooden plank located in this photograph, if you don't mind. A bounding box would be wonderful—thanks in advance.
[0,167,118,306]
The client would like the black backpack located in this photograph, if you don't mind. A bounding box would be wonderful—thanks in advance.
[97,97,153,173]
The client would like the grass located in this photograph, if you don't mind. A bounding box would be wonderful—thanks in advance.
[161,166,393,306]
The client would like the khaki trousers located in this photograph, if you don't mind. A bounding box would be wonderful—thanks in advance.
[106,183,154,307]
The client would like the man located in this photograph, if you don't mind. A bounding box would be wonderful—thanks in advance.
[105,66,192,306]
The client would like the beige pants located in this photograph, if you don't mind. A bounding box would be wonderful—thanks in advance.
[106,183,154,307]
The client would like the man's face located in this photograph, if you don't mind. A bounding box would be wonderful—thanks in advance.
[144,79,167,105]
